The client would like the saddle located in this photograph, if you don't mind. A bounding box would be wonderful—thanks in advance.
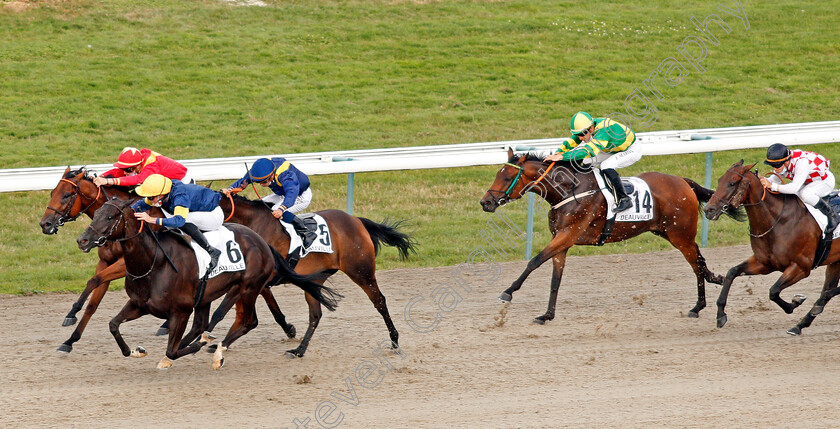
[813,191,840,268]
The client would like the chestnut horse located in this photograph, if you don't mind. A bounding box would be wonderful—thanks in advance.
[40,167,300,352]
[209,194,416,357]
[480,150,743,323]
[76,198,341,369]
[704,160,840,334]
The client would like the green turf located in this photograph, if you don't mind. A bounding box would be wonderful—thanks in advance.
[1,0,839,293]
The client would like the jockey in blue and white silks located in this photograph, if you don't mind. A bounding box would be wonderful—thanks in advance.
[133,174,224,271]
[223,157,317,248]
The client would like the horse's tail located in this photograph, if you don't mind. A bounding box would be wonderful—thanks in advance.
[682,177,746,222]
[358,217,418,261]
[267,245,343,311]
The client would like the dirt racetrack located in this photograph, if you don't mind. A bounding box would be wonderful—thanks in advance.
[3,245,840,428]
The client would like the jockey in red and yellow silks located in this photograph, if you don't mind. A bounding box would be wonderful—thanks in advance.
[93,147,191,188]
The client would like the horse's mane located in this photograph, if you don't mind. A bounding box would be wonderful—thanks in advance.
[64,166,134,195]
[231,194,269,208]
[508,152,590,172]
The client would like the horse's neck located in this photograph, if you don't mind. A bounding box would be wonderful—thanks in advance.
[539,169,598,206]
[743,180,788,230]
[120,220,159,266]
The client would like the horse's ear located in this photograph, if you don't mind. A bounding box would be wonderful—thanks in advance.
[746,162,757,170]
[507,147,514,161]
[63,166,71,174]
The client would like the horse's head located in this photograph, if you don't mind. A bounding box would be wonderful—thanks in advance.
[480,148,584,212]
[77,198,133,252]
[705,159,757,220]
[40,167,101,234]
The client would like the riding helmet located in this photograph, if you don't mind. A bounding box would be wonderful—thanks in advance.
[570,111,594,135]
[764,143,791,167]
[136,174,172,197]
[114,147,144,168]
[248,158,276,182]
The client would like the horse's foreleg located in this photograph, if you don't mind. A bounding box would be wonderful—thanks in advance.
[717,257,771,328]
[260,287,296,339]
[286,292,323,358]
[179,304,211,349]
[108,301,148,357]
[534,250,569,324]
[214,292,261,370]
[159,311,206,370]
[500,233,573,303]
[206,287,241,333]
[768,264,810,314]
[64,259,124,326]
[789,262,840,335]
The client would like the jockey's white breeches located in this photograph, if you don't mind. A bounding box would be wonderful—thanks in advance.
[797,172,835,206]
[162,206,224,232]
[261,188,313,214]
[587,142,643,170]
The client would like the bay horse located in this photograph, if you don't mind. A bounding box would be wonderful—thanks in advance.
[479,149,743,323]
[209,194,416,358]
[704,160,840,334]
[76,198,341,369]
[39,167,299,352]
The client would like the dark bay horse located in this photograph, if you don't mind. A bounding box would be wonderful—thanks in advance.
[76,198,341,369]
[704,160,840,334]
[211,194,416,357]
[39,167,297,353]
[480,149,743,324]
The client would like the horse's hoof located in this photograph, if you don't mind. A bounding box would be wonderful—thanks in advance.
[285,350,302,359]
[532,317,546,325]
[716,314,728,328]
[155,327,169,336]
[61,316,77,327]
[792,294,807,307]
[130,346,147,358]
[811,305,825,317]
[212,358,225,371]
[499,293,512,303]
[285,325,297,339]
[156,358,172,370]
[206,344,218,353]
[200,332,216,344]
[710,275,725,285]
[56,343,72,353]
[687,311,699,318]
[786,326,802,336]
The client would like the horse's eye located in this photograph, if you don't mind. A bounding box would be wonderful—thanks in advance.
[62,193,71,199]
[107,215,114,221]
[728,181,737,187]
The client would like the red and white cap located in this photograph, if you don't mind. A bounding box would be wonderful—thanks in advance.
[113,147,143,168]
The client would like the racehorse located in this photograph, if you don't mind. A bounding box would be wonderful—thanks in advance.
[76,198,341,369]
[480,149,743,323]
[703,160,840,334]
[209,194,416,357]
[39,167,299,352]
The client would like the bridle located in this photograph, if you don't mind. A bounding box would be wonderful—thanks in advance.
[711,168,784,238]
[46,176,102,227]
[485,161,562,205]
[87,200,155,278]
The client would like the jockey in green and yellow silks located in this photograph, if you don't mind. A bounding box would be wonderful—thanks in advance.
[546,112,642,212]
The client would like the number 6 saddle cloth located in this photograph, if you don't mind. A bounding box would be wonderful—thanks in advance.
[280,213,334,258]
[189,225,246,279]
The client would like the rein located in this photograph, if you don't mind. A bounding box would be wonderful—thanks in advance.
[224,192,235,222]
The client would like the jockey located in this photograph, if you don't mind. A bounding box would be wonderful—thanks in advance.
[93,147,193,188]
[222,157,317,248]
[133,174,223,272]
[760,143,839,232]
[545,112,641,212]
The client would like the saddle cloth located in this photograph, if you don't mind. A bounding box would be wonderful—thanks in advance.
[803,191,840,240]
[281,213,334,258]
[592,168,654,222]
[189,225,246,279]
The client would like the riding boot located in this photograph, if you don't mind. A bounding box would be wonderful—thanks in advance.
[290,215,317,249]
[602,168,632,212]
[815,199,839,234]
[181,223,221,273]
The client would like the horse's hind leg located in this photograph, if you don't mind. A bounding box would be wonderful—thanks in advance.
[287,291,324,358]
[347,268,399,349]
[534,249,568,324]
[663,232,715,317]
[789,262,840,335]
[768,264,810,314]
[207,288,239,333]
[260,287,296,338]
